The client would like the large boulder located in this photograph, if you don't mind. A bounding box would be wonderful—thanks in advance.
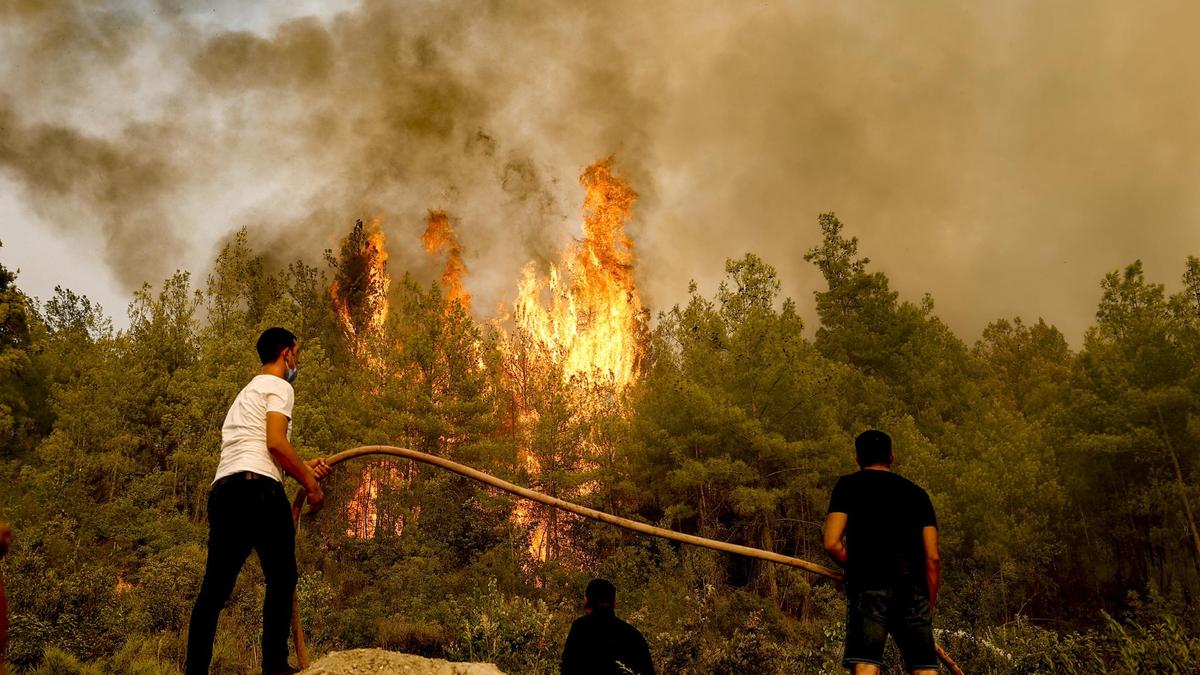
[300,649,506,675]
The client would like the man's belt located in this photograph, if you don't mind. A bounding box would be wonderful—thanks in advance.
[213,471,276,490]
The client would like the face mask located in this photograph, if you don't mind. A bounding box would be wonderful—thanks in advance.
[284,350,299,384]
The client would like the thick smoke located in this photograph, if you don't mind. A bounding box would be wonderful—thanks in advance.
[2,0,1199,340]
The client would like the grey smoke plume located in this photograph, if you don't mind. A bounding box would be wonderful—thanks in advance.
[1,0,1199,340]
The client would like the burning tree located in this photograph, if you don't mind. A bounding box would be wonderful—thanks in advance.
[500,158,650,562]
[326,217,515,543]
[318,160,651,560]
[326,218,390,358]
[324,218,402,538]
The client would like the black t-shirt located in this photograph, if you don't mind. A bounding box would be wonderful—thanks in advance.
[560,609,655,675]
[827,469,937,589]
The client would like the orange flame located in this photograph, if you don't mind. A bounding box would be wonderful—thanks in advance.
[511,158,645,386]
[422,209,472,311]
[329,219,397,537]
[512,453,551,560]
[345,462,410,539]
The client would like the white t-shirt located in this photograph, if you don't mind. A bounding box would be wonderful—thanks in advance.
[212,374,294,484]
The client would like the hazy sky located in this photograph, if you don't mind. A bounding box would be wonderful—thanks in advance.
[2,0,1198,345]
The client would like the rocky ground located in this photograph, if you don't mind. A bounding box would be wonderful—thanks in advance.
[299,649,506,675]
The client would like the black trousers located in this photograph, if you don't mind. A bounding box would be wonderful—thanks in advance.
[185,475,297,675]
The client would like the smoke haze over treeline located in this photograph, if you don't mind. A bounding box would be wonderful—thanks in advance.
[2,0,1199,342]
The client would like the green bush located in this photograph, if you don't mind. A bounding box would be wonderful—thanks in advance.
[105,634,185,675]
[445,579,561,674]
[132,544,206,633]
[28,647,103,675]
[377,617,447,657]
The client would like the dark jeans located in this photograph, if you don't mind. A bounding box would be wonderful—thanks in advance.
[844,580,937,671]
[186,474,297,675]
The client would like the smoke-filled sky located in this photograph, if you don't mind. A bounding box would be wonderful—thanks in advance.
[2,0,1198,345]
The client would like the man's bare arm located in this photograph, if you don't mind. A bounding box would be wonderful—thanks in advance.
[823,512,849,567]
[266,412,331,505]
[923,525,941,612]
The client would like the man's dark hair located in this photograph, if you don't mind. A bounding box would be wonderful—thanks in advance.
[585,578,617,609]
[256,327,297,365]
[855,429,892,467]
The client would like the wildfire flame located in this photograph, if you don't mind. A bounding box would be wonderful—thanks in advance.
[345,462,409,539]
[512,158,645,386]
[422,209,472,311]
[334,160,646,556]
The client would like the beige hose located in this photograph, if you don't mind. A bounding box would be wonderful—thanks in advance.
[289,446,963,674]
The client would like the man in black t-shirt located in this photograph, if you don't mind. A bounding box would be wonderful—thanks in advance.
[824,430,941,675]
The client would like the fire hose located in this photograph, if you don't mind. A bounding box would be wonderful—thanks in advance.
[288,446,963,674]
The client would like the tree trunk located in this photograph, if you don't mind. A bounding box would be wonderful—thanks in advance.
[1155,406,1200,581]
[757,516,779,601]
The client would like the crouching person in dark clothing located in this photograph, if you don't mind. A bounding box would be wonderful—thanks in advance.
[561,579,655,675]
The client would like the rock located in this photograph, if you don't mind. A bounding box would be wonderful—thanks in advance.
[299,649,507,675]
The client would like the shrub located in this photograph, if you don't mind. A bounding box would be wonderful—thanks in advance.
[445,579,561,674]
[29,647,103,675]
[377,617,447,657]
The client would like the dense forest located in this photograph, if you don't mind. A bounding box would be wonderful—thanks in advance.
[1,212,1198,673]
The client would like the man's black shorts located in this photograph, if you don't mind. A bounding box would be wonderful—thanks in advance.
[844,582,937,671]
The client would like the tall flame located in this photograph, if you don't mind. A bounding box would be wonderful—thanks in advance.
[512,158,645,385]
[422,209,472,310]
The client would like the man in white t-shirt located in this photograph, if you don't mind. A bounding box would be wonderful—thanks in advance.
[185,327,332,675]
